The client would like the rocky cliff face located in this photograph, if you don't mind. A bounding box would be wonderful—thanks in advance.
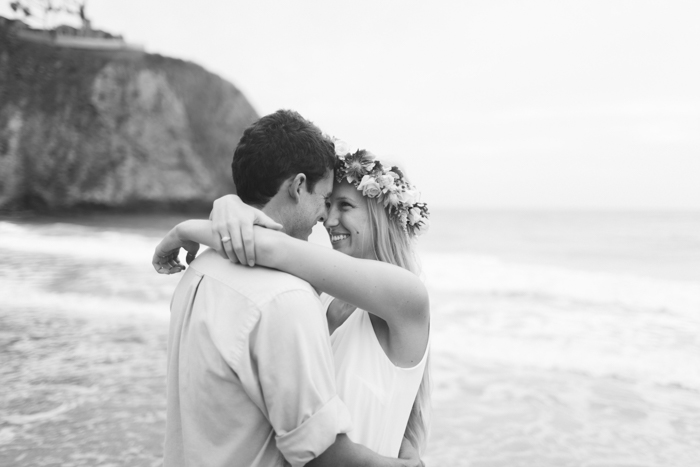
[0,22,258,211]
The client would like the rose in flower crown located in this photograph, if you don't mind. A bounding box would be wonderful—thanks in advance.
[333,138,430,237]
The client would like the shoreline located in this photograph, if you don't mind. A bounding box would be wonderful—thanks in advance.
[1,214,700,465]
[0,305,169,466]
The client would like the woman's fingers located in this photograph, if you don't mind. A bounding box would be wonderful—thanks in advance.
[153,248,173,273]
[254,210,284,231]
[213,221,235,261]
[229,224,247,265]
[217,219,248,265]
[167,256,180,269]
[209,195,280,267]
[185,251,197,265]
[241,222,255,266]
[152,228,195,274]
[182,241,200,265]
[155,260,174,274]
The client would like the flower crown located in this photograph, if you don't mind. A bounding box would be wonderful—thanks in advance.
[332,139,430,237]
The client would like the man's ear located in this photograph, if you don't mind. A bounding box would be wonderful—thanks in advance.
[287,173,307,203]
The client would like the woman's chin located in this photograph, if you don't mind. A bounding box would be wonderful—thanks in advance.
[331,241,353,256]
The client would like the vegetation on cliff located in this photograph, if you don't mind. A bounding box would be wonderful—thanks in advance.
[0,19,258,211]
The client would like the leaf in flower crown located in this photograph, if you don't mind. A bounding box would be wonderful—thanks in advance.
[415,217,430,235]
[383,191,400,208]
[362,150,377,162]
[390,166,405,179]
[408,206,423,225]
[372,160,384,174]
[400,207,409,219]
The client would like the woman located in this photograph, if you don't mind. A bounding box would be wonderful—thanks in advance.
[153,143,431,457]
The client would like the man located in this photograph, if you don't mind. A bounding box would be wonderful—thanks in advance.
[158,110,420,467]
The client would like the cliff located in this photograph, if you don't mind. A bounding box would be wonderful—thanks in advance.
[0,20,258,211]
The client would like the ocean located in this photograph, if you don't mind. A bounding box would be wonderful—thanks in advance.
[1,210,699,466]
[419,211,700,466]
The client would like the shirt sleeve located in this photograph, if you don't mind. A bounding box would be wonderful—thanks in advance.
[251,289,353,467]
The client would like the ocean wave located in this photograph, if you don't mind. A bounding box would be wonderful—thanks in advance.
[0,221,164,264]
[422,252,700,391]
[422,252,700,320]
[3,221,699,391]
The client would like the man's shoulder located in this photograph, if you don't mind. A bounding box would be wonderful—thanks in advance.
[188,249,317,304]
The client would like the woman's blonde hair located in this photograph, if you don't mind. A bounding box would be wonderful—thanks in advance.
[365,197,431,454]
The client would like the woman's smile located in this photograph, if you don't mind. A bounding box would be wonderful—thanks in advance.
[330,232,350,243]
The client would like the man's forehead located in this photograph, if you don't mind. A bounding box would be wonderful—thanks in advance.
[311,170,333,197]
[322,182,333,198]
[322,170,334,192]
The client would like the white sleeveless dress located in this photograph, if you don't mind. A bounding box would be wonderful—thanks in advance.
[320,293,429,457]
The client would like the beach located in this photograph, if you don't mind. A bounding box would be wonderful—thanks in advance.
[0,216,182,467]
[1,211,700,466]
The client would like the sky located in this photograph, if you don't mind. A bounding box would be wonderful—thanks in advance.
[4,0,699,210]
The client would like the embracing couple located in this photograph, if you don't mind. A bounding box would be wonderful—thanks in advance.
[152,109,431,467]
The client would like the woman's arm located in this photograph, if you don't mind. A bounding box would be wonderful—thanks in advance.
[151,194,282,272]
[307,434,423,467]
[152,219,238,274]
[152,224,202,274]
[269,231,427,327]
[253,225,429,329]
[170,220,228,258]
[161,219,429,329]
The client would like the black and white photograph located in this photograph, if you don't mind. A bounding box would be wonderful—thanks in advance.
[1,1,699,466]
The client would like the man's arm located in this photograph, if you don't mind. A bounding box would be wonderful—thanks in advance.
[251,292,423,467]
[251,290,352,467]
[307,434,423,467]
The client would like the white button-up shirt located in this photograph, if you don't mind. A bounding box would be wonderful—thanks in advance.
[165,249,352,467]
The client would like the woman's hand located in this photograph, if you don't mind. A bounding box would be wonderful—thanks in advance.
[152,226,201,275]
[210,195,283,266]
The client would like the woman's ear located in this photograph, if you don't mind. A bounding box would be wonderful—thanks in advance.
[287,173,307,203]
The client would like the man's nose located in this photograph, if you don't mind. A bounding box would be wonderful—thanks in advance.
[317,205,329,223]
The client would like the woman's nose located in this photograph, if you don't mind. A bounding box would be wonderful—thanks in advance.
[323,206,339,229]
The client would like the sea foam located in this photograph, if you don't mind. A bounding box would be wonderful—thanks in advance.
[422,252,700,391]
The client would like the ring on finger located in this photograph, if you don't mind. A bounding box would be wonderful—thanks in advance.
[221,236,231,243]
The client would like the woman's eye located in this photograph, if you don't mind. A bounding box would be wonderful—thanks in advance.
[341,202,352,210]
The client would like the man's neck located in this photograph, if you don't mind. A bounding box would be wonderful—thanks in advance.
[260,200,291,236]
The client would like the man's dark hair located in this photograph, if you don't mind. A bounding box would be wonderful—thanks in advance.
[232,110,336,206]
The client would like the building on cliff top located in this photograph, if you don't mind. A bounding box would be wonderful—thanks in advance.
[1,14,143,51]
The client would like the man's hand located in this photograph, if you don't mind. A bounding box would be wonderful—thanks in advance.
[152,226,200,274]
[398,437,424,467]
[210,195,283,266]
[306,434,424,467]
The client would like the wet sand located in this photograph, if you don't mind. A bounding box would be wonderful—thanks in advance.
[0,306,168,467]
[2,215,700,466]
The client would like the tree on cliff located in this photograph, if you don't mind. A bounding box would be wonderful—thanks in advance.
[9,0,88,25]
